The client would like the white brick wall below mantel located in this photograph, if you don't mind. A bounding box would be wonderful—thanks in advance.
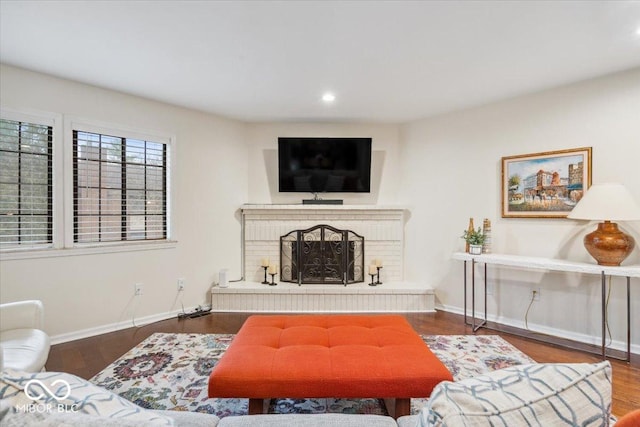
[241,204,407,283]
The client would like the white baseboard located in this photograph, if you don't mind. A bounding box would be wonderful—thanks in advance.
[50,303,638,357]
[50,306,199,345]
[437,304,639,356]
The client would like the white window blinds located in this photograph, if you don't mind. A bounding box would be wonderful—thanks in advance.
[73,130,167,243]
[0,119,53,249]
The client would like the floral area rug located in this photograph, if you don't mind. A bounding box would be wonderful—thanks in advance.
[90,333,535,417]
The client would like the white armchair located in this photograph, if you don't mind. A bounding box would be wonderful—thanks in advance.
[0,300,51,372]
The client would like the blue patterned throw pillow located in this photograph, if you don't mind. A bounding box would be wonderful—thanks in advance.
[0,369,174,425]
[419,362,611,427]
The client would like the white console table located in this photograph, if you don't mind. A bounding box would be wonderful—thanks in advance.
[452,252,640,361]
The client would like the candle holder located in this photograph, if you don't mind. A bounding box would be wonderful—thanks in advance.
[261,266,269,284]
[375,266,383,285]
[269,273,278,286]
[369,273,377,286]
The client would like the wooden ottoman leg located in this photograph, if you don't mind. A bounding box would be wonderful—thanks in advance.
[395,398,411,418]
[384,398,411,419]
[248,398,267,415]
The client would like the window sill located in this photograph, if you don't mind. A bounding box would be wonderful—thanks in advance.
[0,240,178,261]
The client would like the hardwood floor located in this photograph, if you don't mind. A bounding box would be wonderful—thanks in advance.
[46,311,639,417]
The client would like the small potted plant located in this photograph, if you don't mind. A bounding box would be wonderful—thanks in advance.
[462,227,485,255]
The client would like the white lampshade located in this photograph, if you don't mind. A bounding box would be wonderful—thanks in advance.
[567,183,640,221]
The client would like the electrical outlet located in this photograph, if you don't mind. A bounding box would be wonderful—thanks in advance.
[177,278,185,291]
[532,287,540,301]
[134,283,143,296]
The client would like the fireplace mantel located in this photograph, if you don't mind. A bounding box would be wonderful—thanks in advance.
[241,204,408,212]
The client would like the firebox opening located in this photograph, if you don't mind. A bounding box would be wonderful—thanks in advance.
[280,224,364,285]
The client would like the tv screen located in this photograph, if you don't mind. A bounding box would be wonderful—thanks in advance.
[278,137,372,193]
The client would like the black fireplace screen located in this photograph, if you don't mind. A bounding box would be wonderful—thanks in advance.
[280,224,364,285]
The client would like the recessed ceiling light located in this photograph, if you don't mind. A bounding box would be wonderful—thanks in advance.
[322,92,336,103]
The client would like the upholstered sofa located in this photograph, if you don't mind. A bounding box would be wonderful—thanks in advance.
[217,361,617,426]
[0,361,620,426]
[0,300,50,372]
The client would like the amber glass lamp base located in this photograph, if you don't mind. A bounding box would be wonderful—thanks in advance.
[584,221,635,266]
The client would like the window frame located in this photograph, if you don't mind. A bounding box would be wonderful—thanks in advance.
[0,119,53,246]
[72,130,168,244]
[0,108,62,253]
[65,118,175,250]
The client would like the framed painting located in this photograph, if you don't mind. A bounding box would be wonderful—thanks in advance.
[501,147,592,218]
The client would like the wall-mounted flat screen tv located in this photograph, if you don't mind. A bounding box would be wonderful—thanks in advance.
[278,137,372,193]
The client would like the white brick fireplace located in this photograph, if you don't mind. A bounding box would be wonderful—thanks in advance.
[243,204,405,283]
[210,204,435,313]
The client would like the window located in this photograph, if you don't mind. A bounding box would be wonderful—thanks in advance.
[0,111,173,258]
[73,130,167,244]
[0,119,53,249]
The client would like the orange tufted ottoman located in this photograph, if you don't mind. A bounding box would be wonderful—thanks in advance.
[207,314,452,418]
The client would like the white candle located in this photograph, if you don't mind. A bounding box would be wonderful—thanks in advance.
[375,259,383,267]
[261,257,270,267]
[369,265,377,275]
[268,264,278,275]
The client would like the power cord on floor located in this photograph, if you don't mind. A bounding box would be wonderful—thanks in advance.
[605,275,612,348]
[524,290,537,331]
[177,305,212,319]
[524,278,614,348]
[131,294,140,328]
[178,288,186,317]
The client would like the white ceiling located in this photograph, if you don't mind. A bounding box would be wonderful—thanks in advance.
[1,1,640,123]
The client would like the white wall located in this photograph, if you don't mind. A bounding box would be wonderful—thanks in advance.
[2,63,639,351]
[0,65,248,341]
[399,68,640,350]
[245,123,401,205]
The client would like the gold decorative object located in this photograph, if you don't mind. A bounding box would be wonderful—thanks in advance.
[567,183,640,266]
[482,219,492,254]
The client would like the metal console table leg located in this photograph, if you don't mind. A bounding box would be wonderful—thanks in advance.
[601,271,606,360]
[463,258,488,332]
[601,273,631,363]
[463,261,470,326]
[627,276,631,363]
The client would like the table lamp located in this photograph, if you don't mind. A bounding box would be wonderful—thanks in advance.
[567,183,640,266]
